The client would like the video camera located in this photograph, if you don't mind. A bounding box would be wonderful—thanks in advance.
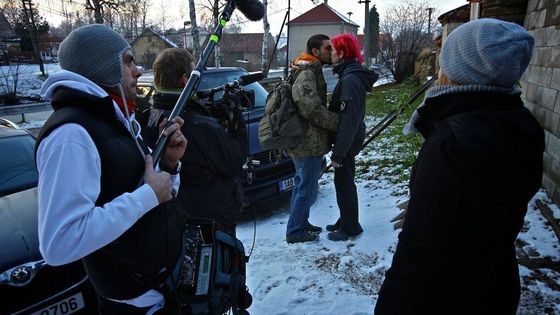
[196,73,263,130]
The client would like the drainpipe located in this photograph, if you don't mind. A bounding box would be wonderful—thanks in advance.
[469,0,481,20]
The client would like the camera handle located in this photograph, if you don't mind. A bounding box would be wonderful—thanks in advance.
[150,0,236,169]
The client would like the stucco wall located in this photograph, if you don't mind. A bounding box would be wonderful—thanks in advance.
[520,0,560,203]
[132,34,174,69]
[288,24,357,62]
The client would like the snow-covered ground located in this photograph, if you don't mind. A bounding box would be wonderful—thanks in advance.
[237,154,560,314]
[0,63,63,99]
[5,63,559,314]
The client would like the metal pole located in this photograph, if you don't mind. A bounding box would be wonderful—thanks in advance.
[426,8,433,38]
[284,0,291,79]
[267,10,289,73]
[183,21,191,50]
[359,0,370,68]
[151,0,236,167]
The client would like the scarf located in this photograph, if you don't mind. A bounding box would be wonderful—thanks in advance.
[108,92,137,115]
[292,52,320,66]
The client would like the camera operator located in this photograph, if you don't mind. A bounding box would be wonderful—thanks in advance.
[141,48,248,237]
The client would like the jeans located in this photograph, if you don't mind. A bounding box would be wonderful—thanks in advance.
[286,155,324,237]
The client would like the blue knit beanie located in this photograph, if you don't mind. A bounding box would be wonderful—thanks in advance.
[440,18,534,88]
[58,24,131,87]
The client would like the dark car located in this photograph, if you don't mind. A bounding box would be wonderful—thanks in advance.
[0,118,98,315]
[137,67,296,210]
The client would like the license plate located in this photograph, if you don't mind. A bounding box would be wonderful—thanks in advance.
[31,293,85,315]
[279,177,295,191]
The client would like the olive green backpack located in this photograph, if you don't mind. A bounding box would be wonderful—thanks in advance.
[258,78,308,150]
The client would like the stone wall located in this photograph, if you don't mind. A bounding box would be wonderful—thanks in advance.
[482,0,529,24]
[520,0,560,203]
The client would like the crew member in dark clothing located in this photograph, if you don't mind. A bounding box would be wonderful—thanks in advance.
[141,48,248,236]
[375,19,544,315]
[326,33,378,241]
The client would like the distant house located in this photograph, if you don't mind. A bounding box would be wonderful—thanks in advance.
[0,10,17,57]
[131,28,178,69]
[275,36,288,69]
[287,3,360,62]
[437,4,470,41]
[218,33,276,72]
[184,27,210,54]
[37,33,63,62]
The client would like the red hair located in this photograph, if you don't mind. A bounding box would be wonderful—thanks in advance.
[331,34,363,64]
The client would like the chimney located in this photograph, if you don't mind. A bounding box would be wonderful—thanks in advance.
[469,0,481,20]
[324,0,328,5]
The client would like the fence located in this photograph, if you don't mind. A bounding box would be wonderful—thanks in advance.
[0,102,52,122]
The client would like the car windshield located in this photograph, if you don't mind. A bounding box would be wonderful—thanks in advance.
[0,135,38,196]
[198,71,267,109]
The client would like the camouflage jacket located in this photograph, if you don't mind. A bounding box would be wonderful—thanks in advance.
[288,58,340,158]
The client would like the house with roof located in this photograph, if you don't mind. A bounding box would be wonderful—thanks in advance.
[0,10,17,60]
[37,33,63,62]
[287,3,360,62]
[131,28,178,69]
[218,32,276,71]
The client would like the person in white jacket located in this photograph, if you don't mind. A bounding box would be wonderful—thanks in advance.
[36,24,187,314]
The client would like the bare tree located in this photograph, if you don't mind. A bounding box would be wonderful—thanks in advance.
[21,0,45,75]
[1,0,20,27]
[0,60,20,104]
[156,0,169,30]
[378,0,437,83]
[188,0,201,58]
[139,0,150,30]
[198,0,228,67]
[261,0,270,76]
[85,0,123,24]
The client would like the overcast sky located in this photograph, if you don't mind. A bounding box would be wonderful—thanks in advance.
[37,0,469,34]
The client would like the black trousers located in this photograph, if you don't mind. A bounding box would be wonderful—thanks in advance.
[334,154,363,236]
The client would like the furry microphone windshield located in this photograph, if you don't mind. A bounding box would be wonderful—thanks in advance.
[235,0,265,21]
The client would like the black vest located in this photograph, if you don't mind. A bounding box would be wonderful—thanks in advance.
[36,87,186,299]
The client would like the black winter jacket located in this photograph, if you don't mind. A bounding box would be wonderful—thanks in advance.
[329,59,378,163]
[37,88,185,300]
[141,93,248,229]
[375,91,544,315]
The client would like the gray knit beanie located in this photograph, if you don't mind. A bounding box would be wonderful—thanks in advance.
[440,18,534,88]
[59,24,131,87]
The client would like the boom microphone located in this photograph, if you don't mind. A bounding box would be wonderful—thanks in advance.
[235,0,265,21]
[237,72,265,86]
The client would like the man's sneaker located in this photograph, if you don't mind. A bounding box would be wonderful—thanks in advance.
[306,224,323,234]
[326,221,340,232]
[286,231,320,244]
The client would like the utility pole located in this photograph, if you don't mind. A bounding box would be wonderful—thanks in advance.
[284,0,291,79]
[358,0,370,68]
[426,7,434,38]
[22,0,45,76]
[348,11,353,19]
